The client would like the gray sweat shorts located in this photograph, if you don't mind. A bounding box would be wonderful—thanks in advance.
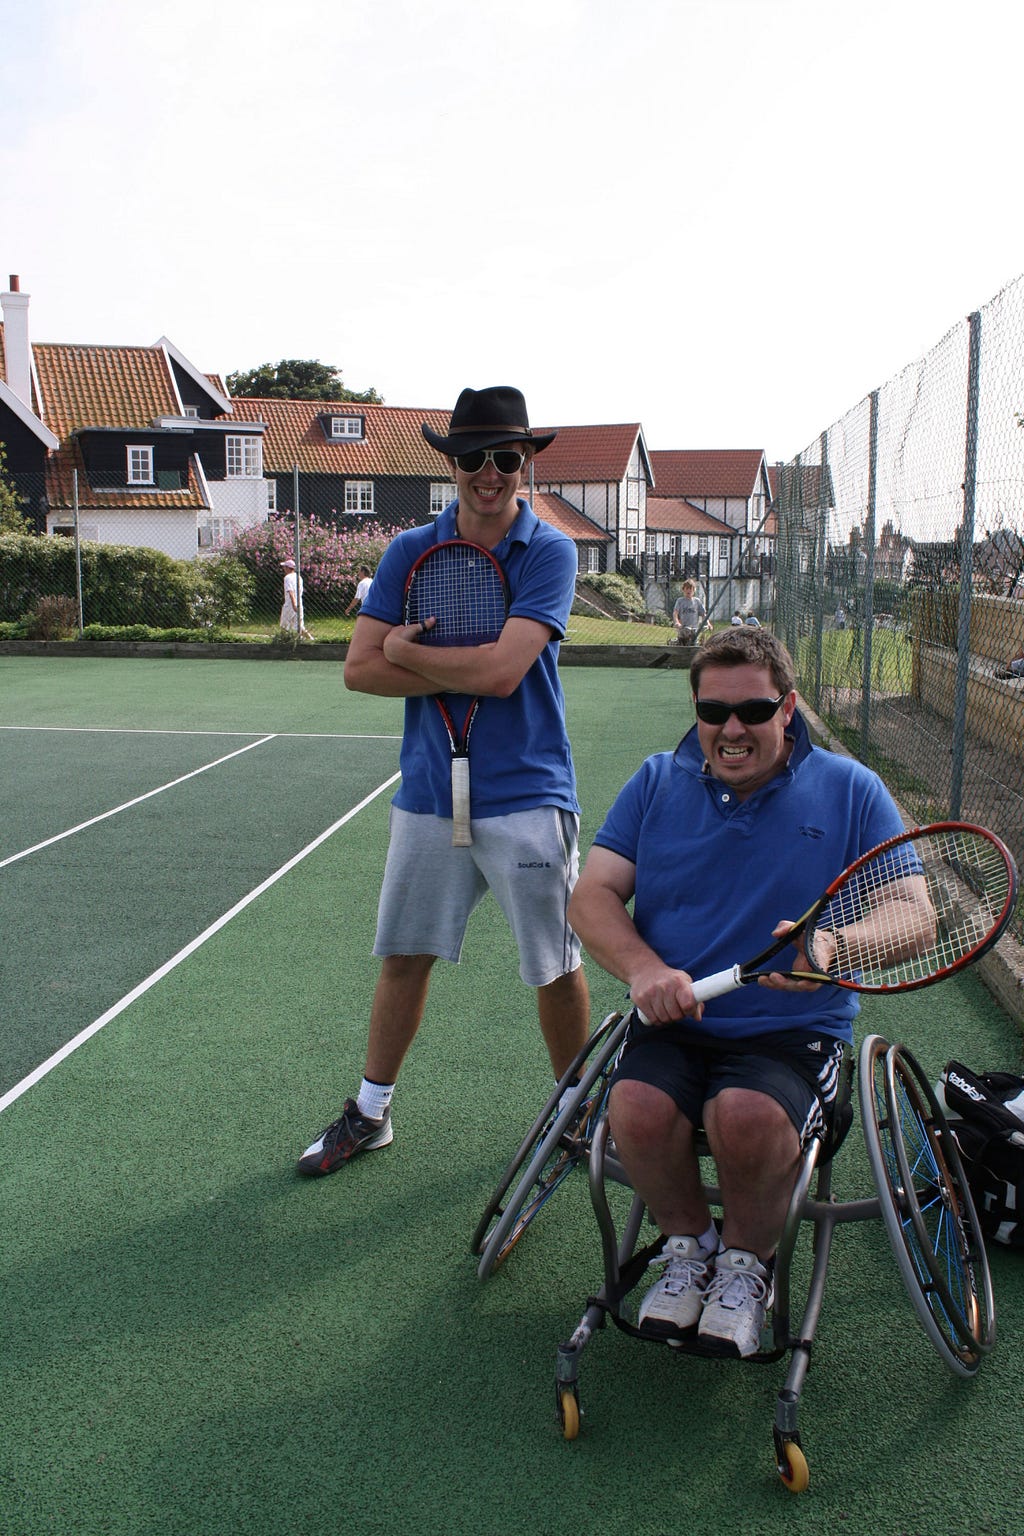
[373,805,584,988]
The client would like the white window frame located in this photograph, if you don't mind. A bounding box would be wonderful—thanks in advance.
[430,482,455,517]
[265,478,277,512]
[345,480,374,515]
[330,416,364,439]
[226,435,262,478]
[625,531,639,558]
[583,545,600,574]
[127,445,154,484]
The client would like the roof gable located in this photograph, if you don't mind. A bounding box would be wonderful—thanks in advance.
[649,449,769,499]
[532,423,650,485]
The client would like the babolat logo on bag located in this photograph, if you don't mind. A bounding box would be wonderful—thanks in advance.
[939,1060,1024,1249]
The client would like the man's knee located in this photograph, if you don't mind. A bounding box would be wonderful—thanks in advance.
[610,1078,686,1150]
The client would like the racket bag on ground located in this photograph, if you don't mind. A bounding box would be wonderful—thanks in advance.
[937,1060,1024,1249]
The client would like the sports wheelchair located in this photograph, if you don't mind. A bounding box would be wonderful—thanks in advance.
[473,1010,995,1492]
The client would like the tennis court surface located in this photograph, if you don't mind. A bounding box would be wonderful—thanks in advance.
[2,655,1023,1536]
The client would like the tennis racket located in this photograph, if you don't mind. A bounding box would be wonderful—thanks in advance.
[403,539,510,847]
[673,822,1017,1004]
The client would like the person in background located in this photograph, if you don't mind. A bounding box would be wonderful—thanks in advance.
[672,579,707,645]
[297,385,590,1177]
[280,558,314,641]
[346,565,373,616]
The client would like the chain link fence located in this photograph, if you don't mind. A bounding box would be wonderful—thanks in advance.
[774,273,1024,939]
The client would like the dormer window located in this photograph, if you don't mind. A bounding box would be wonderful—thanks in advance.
[127,445,154,484]
[328,415,364,440]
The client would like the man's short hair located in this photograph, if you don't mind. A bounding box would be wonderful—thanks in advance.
[690,627,796,698]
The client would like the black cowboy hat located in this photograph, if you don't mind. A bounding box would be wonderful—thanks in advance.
[421,385,557,457]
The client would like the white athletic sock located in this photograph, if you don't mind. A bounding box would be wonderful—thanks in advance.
[698,1222,720,1258]
[357,1079,395,1120]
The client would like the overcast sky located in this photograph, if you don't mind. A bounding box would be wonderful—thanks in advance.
[2,0,1021,460]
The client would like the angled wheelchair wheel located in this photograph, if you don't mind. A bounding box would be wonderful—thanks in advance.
[473,1011,630,1279]
[860,1035,995,1376]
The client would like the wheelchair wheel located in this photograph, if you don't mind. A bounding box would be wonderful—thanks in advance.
[860,1035,995,1376]
[473,1010,630,1279]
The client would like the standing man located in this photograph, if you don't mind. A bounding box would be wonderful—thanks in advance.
[298,386,591,1175]
[568,628,923,1355]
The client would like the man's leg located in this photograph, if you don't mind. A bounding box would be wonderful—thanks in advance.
[703,1087,801,1261]
[607,1078,709,1235]
[536,965,590,1080]
[364,952,437,1083]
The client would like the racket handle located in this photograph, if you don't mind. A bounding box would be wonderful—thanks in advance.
[690,966,743,1002]
[632,963,744,1023]
[450,756,472,847]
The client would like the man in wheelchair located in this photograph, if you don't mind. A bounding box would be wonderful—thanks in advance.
[567,628,908,1357]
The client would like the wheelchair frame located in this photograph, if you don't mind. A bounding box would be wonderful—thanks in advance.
[474,1011,996,1492]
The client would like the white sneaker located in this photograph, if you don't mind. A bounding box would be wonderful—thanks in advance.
[637,1235,713,1338]
[698,1247,774,1357]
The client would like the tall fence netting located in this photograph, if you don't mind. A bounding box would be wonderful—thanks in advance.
[775,274,1024,940]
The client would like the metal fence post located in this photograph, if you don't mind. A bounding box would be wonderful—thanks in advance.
[292,465,304,636]
[950,312,981,816]
[72,468,84,634]
[860,391,878,760]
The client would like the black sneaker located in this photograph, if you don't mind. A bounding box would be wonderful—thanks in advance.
[296,1099,394,1176]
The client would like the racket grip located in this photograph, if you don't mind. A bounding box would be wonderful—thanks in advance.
[450,756,472,847]
[690,965,743,1002]
[632,963,743,1023]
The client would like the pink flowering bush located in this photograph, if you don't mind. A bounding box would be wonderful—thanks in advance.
[224,516,391,615]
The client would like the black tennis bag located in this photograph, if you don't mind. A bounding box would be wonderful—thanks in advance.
[939,1060,1024,1249]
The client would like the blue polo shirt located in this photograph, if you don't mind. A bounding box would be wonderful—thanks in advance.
[592,710,906,1041]
[360,500,579,818]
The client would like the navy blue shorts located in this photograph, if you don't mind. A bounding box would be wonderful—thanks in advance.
[612,1021,846,1150]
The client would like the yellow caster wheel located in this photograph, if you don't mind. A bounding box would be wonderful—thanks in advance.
[559,1388,580,1441]
[778,1439,809,1493]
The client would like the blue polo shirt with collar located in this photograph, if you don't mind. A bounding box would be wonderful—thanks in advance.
[592,709,906,1041]
[359,499,579,818]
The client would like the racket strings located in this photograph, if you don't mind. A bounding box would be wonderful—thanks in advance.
[407,545,507,646]
[809,829,1013,989]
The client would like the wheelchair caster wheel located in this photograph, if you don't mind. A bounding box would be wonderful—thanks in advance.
[558,1388,580,1441]
[777,1438,808,1493]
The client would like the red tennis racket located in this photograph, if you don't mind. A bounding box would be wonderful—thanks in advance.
[403,539,510,846]
[680,822,1017,1002]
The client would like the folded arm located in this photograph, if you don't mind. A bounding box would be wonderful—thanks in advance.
[344,613,554,699]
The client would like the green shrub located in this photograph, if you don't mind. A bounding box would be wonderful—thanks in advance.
[579,571,647,616]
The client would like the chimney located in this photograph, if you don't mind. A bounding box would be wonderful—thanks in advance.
[1,274,33,407]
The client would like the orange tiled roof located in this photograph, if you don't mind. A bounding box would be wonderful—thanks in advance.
[645,497,734,535]
[227,397,454,476]
[532,423,645,484]
[33,343,182,436]
[45,438,204,510]
[649,449,767,499]
[532,491,612,543]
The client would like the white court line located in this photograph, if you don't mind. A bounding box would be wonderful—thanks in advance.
[0,769,402,1115]
[0,735,277,870]
[0,725,401,739]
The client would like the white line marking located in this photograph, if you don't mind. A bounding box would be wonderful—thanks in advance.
[0,770,402,1115]
[0,735,277,869]
[0,724,402,740]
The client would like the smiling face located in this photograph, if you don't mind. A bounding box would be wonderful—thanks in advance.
[694,661,797,800]
[448,443,531,539]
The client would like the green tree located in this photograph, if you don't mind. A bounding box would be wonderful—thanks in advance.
[0,443,31,533]
[226,358,383,403]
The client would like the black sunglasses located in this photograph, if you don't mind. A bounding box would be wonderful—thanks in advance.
[453,447,526,475]
[694,693,786,726]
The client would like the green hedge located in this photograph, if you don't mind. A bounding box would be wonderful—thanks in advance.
[0,535,254,628]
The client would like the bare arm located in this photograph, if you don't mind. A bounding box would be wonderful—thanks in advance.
[568,846,703,1023]
[345,613,553,699]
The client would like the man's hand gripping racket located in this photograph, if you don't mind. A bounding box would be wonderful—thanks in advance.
[403,539,510,847]
[636,823,1017,1020]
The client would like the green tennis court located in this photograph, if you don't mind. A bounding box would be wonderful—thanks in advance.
[2,656,1023,1536]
